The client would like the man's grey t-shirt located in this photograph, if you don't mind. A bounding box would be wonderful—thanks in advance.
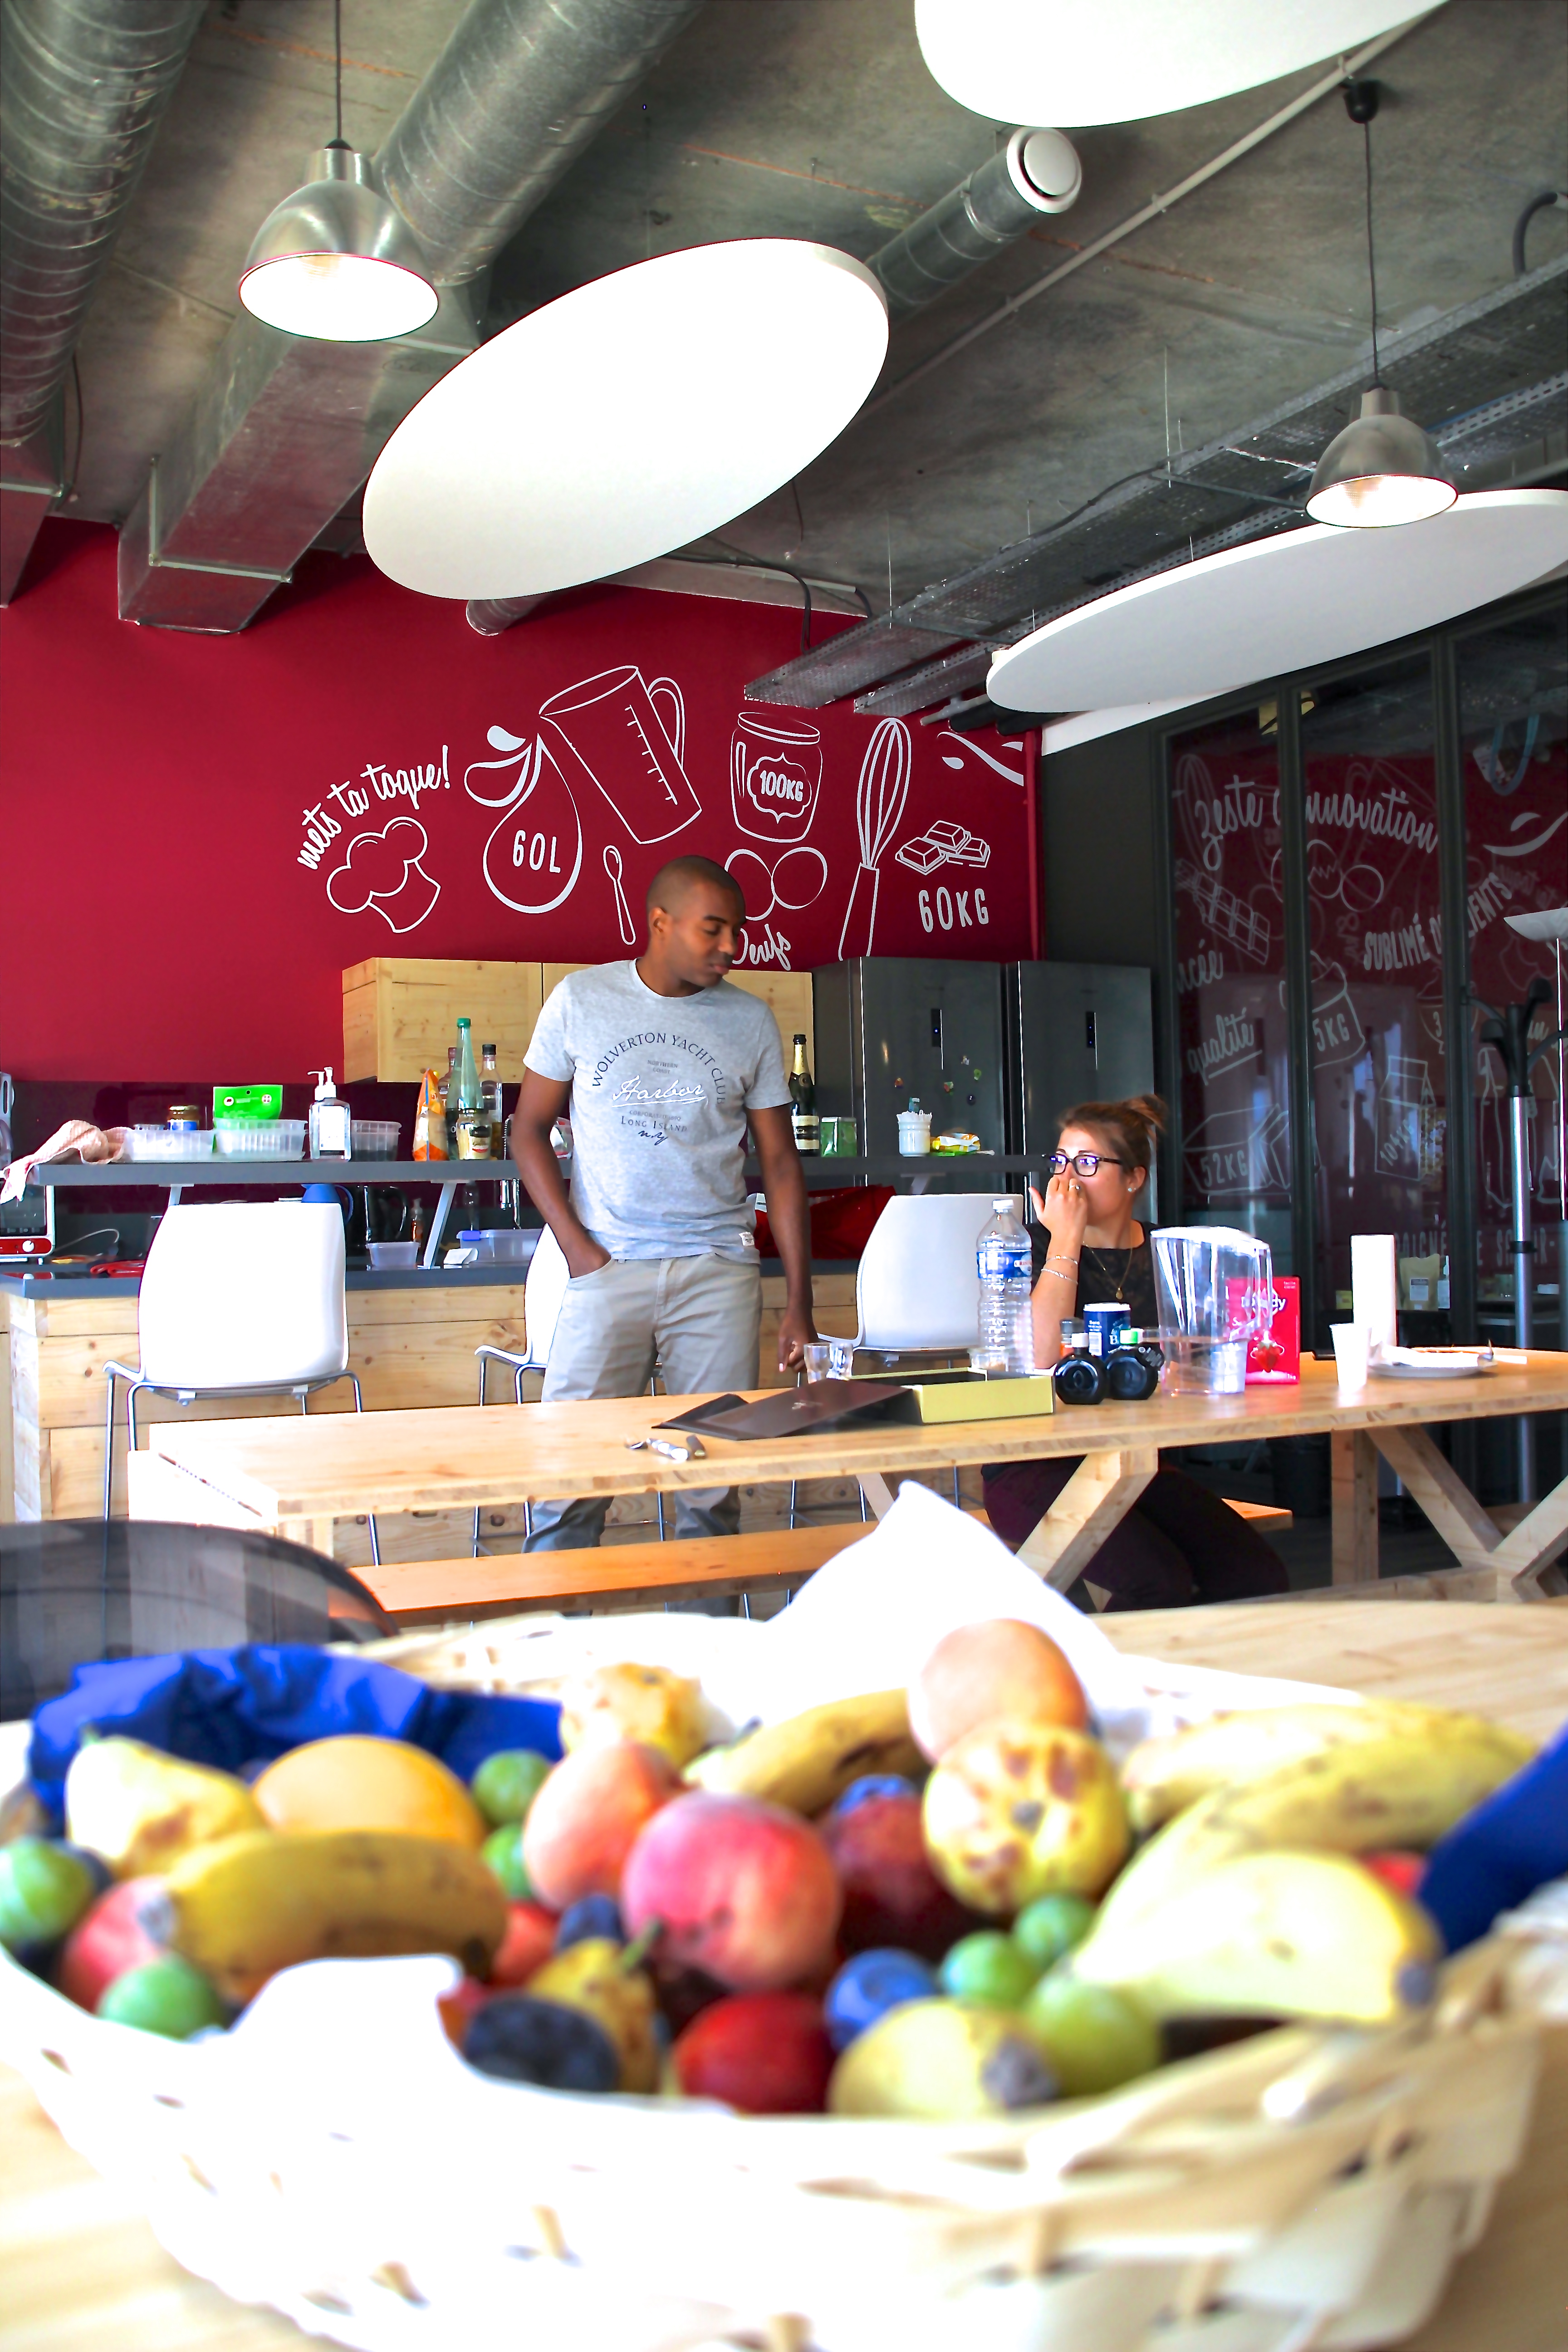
[524,962,789,1259]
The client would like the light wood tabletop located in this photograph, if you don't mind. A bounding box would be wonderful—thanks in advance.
[132,1354,1568,1597]
[4,1600,1565,2352]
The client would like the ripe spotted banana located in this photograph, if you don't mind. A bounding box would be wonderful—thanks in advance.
[1120,1700,1495,1836]
[685,1690,923,1817]
[147,1828,508,2001]
[1073,1849,1441,2024]
[1093,1715,1533,1942]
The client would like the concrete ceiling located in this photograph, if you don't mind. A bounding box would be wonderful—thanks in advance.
[50,0,1568,617]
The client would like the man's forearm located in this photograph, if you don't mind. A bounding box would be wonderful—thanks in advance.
[762,1157,813,1313]
[513,1123,602,1272]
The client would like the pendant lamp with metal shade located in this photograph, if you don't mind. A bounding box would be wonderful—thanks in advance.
[1306,82,1455,528]
[237,3,436,343]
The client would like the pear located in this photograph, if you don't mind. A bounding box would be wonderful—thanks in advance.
[828,1998,1057,2120]
[66,1738,267,1880]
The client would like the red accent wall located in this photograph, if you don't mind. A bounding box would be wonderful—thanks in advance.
[2,522,1030,1080]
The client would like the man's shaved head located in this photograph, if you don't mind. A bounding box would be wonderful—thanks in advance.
[647,855,744,921]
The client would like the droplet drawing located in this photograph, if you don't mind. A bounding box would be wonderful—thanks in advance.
[466,729,583,915]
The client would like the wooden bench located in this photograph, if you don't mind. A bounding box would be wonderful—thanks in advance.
[353,1497,1294,1626]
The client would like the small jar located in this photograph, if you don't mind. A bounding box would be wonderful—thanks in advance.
[167,1104,202,1131]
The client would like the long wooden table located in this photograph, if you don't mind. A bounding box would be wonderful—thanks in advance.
[130,1355,1568,1599]
[5,1600,1565,2352]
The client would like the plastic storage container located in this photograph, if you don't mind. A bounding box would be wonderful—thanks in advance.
[213,1121,307,1160]
[127,1126,215,1160]
[350,1120,401,1160]
[366,1240,419,1270]
[456,1229,539,1266]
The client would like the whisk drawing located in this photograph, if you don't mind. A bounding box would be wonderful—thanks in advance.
[838,717,911,960]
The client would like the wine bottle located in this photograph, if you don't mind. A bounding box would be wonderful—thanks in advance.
[789,1033,818,1155]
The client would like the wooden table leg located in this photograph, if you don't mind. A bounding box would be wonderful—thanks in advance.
[1014,1446,1158,1593]
[279,1516,338,1561]
[1330,1429,1380,1585]
[860,1473,897,1520]
[1371,1426,1568,1601]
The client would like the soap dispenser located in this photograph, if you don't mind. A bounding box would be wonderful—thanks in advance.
[309,1068,352,1159]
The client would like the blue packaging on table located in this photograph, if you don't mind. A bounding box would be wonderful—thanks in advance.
[1418,1721,1568,1953]
[27,1646,562,1830]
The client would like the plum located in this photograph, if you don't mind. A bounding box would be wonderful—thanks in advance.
[823,1950,938,2051]
[673,1992,834,2113]
[821,1788,976,1960]
[462,1994,620,2091]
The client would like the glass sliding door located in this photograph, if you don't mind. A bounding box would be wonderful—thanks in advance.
[1455,599,1568,1348]
[1168,706,1293,1269]
[1297,659,1446,1347]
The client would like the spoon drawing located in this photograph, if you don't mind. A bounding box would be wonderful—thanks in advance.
[604,843,636,945]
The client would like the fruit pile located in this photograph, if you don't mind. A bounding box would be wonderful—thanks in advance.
[0,1633,1534,2120]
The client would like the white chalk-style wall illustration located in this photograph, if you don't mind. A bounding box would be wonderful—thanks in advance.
[325,816,441,933]
[838,717,911,960]
[539,666,698,845]
[465,726,584,916]
[730,714,823,841]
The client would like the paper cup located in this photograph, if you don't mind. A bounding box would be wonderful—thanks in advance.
[1330,1323,1372,1390]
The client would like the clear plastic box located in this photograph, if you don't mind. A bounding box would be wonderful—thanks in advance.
[213,1120,308,1159]
[127,1126,215,1160]
[351,1120,401,1160]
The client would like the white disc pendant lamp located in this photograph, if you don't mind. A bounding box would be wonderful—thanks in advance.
[913,0,1437,126]
[364,241,889,600]
[987,492,1568,712]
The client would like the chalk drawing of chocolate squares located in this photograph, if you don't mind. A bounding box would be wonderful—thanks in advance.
[895,831,949,874]
[926,821,990,868]
[327,817,440,933]
[539,666,699,845]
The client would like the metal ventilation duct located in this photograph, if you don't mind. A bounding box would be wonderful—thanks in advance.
[0,0,206,602]
[115,0,706,632]
[867,128,1081,320]
[747,254,1568,711]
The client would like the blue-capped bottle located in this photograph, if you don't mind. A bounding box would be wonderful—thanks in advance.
[976,1197,1034,1375]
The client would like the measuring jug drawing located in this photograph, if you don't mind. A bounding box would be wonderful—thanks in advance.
[539,666,700,846]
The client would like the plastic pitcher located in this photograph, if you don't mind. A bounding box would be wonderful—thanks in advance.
[1152,1226,1274,1394]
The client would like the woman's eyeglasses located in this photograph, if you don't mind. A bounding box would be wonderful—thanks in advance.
[1048,1150,1131,1177]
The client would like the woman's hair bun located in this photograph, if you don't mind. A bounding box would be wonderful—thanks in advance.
[1058,1093,1167,1176]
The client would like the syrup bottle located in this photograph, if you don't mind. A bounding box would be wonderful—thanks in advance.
[1103,1326,1162,1402]
[1051,1319,1103,1406]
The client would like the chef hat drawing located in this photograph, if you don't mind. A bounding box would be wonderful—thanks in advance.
[327,817,440,933]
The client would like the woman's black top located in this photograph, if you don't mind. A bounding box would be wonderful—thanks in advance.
[1031,1223,1159,1334]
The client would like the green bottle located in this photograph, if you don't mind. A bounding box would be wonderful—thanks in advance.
[454,1018,491,1159]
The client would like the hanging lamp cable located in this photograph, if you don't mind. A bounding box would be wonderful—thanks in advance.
[333,0,343,145]
[1363,114,1380,385]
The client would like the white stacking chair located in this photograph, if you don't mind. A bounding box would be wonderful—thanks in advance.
[103,1201,378,1564]
[792,1191,1026,1526]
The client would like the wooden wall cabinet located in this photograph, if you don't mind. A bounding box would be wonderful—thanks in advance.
[342,959,543,1083]
[539,964,814,1071]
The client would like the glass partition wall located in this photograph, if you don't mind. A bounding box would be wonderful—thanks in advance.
[1157,585,1566,1499]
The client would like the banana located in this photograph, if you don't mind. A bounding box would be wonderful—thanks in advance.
[685,1690,923,1817]
[1120,1700,1490,1835]
[148,1828,508,2002]
[66,1737,267,1879]
[1092,1716,1533,1944]
[1072,1849,1441,2024]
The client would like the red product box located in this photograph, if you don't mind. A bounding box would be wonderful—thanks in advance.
[1227,1274,1300,1383]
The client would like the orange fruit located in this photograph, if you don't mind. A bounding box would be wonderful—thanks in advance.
[253,1735,486,1847]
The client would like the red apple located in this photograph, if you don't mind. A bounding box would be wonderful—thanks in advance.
[622,1793,842,1992]
[486,1901,559,1987]
[673,1992,834,2113]
[822,1792,978,1960]
[56,1878,165,2012]
[521,1741,683,1910]
[1362,1849,1427,1901]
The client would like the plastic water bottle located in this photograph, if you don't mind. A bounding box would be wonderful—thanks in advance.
[976,1198,1035,1374]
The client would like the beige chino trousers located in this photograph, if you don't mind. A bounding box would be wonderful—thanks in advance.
[524,1250,762,1550]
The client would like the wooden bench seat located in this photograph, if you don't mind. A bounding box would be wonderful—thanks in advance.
[353,1495,1294,1626]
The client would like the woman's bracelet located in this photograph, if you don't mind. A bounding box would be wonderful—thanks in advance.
[1044,1254,1079,1274]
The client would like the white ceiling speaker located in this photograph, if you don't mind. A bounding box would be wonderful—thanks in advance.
[986,492,1568,711]
[913,0,1441,127]
[364,240,889,600]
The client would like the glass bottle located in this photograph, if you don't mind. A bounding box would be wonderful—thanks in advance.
[789,1033,819,1155]
[480,1041,503,1130]
[453,1018,492,1159]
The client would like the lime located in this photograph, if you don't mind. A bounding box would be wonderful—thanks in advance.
[938,1931,1040,2010]
[1021,1975,1160,2097]
[471,1749,553,1827]
[97,1956,226,2039]
[482,1822,537,1901]
[1013,1893,1097,1973]
[0,1838,98,1952]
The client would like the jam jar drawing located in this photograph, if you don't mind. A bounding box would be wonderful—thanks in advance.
[730,715,823,842]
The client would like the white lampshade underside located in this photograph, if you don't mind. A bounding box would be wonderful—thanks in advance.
[240,250,438,341]
[1305,470,1458,527]
[914,0,1435,126]
[363,240,890,600]
[987,492,1568,712]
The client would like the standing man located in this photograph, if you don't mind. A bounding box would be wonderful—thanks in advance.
[512,854,817,1550]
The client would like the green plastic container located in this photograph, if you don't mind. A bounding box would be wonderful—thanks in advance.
[212,1085,283,1123]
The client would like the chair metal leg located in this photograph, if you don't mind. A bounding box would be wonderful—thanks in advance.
[103,1369,119,1519]
[649,1373,667,1541]
[952,1467,961,1508]
[344,1373,380,1569]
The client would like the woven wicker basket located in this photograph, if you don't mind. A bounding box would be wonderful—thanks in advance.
[0,1611,1552,2352]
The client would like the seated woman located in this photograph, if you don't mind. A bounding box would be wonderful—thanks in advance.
[983,1094,1289,1610]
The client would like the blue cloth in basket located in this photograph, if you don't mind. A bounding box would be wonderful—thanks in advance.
[28,1646,562,1832]
[1419,1720,1568,1953]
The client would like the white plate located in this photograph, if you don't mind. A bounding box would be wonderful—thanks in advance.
[1370,1348,1494,1379]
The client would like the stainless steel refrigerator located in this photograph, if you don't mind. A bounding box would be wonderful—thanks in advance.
[812,960,1009,1157]
[1004,961,1156,1207]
